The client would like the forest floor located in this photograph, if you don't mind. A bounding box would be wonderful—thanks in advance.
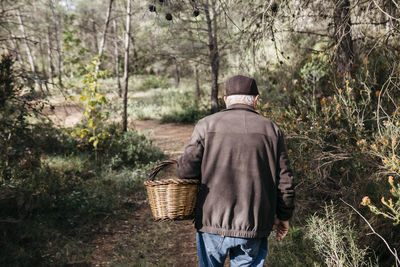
[89,120,198,266]
[49,105,199,266]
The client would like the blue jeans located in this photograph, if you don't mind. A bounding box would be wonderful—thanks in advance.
[196,232,268,267]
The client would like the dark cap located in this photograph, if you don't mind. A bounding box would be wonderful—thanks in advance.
[225,75,259,96]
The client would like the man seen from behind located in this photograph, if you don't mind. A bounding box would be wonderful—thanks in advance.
[176,75,295,267]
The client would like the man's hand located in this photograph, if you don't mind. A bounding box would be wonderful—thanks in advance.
[272,218,289,242]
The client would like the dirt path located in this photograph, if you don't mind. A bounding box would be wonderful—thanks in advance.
[132,120,194,158]
[90,120,198,267]
[45,103,198,266]
[46,103,84,127]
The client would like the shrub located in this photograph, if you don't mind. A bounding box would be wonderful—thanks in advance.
[72,57,110,150]
[100,123,165,169]
[138,75,169,91]
[0,55,42,182]
[266,226,323,266]
[305,203,376,267]
[161,103,209,123]
[259,49,400,263]
[160,91,210,123]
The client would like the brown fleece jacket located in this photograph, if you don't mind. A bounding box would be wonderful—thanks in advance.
[177,104,295,238]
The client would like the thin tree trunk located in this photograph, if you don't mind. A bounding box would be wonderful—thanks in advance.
[188,30,201,101]
[122,0,131,132]
[113,19,122,97]
[50,0,63,87]
[204,0,220,113]
[333,0,354,87]
[194,64,201,100]
[69,62,73,78]
[46,27,54,85]
[92,19,99,54]
[97,0,114,72]
[10,33,24,69]
[17,9,40,90]
[174,59,180,86]
[39,41,46,79]
[39,40,50,92]
[129,34,139,60]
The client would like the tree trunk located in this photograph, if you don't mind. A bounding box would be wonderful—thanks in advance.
[122,0,131,132]
[9,34,24,69]
[174,59,180,86]
[46,27,54,85]
[113,20,122,97]
[50,0,63,87]
[194,64,201,101]
[333,0,354,87]
[39,41,46,79]
[129,34,138,58]
[204,0,220,113]
[97,0,114,72]
[39,40,50,92]
[17,9,40,91]
[92,19,99,54]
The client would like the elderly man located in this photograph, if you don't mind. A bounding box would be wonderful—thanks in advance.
[176,75,295,267]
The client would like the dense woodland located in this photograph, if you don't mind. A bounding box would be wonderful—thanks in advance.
[0,0,400,266]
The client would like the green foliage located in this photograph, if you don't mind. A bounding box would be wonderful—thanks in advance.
[305,204,376,267]
[361,175,400,225]
[126,85,209,122]
[161,101,209,123]
[138,75,169,91]
[266,226,323,267]
[100,123,165,169]
[159,90,209,123]
[63,27,88,76]
[0,160,158,266]
[0,55,42,182]
[259,49,400,263]
[0,129,163,266]
[259,49,398,205]
[299,53,330,91]
[72,57,110,150]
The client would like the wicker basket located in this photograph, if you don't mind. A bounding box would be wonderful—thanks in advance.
[144,160,199,221]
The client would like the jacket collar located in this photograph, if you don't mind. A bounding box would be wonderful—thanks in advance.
[223,103,259,114]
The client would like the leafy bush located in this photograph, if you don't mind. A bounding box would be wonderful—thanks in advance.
[0,55,42,182]
[138,75,169,90]
[266,226,323,266]
[100,162,158,196]
[160,91,210,123]
[161,103,209,123]
[306,204,376,267]
[1,151,159,266]
[72,57,110,150]
[259,48,400,263]
[100,123,165,169]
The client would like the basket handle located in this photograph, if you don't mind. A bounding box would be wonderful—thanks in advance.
[148,159,178,181]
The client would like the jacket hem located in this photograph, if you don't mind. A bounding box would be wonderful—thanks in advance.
[196,225,271,238]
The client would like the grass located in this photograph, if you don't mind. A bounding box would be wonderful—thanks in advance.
[46,74,209,123]
[98,76,210,123]
[266,226,323,267]
[127,87,209,123]
[0,118,165,266]
[0,160,161,266]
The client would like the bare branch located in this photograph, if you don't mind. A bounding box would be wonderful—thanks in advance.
[372,0,400,21]
[340,198,400,267]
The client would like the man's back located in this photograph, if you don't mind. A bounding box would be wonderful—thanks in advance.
[177,103,294,238]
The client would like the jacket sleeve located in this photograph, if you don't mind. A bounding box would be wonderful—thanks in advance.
[176,122,204,179]
[276,129,295,221]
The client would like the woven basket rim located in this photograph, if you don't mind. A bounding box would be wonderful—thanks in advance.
[144,178,200,186]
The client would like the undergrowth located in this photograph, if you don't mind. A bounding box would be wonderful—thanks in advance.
[125,82,209,123]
